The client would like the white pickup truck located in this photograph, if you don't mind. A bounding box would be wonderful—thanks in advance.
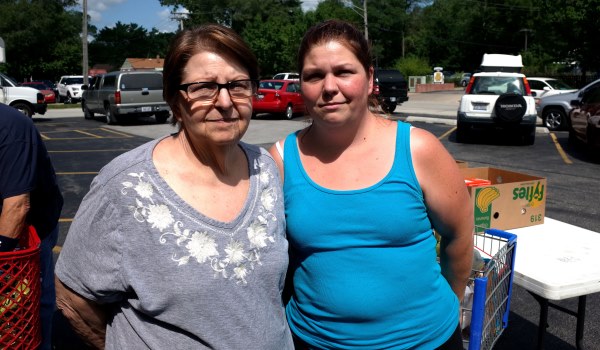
[0,72,47,117]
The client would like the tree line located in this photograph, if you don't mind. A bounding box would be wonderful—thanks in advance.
[1,0,598,85]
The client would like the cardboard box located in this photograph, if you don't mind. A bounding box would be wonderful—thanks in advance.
[460,167,546,230]
[456,160,469,168]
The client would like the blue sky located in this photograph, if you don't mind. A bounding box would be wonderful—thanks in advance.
[78,0,322,33]
[79,0,181,33]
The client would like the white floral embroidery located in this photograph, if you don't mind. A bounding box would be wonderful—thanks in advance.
[134,181,153,199]
[247,215,274,249]
[146,204,175,232]
[121,164,280,285]
[225,240,247,264]
[260,187,276,211]
[186,232,219,263]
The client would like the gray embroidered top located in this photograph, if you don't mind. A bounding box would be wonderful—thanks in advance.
[55,136,293,350]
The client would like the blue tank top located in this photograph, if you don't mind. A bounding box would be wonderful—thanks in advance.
[283,121,458,349]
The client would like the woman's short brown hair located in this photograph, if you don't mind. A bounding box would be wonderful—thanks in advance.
[163,24,259,124]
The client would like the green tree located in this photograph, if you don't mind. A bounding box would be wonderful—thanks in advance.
[88,22,175,70]
[537,0,600,78]
[0,0,81,81]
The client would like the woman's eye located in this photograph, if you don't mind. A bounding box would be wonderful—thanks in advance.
[337,70,354,76]
[302,73,321,82]
[189,83,212,92]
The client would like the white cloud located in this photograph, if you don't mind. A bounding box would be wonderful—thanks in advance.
[78,0,126,27]
[302,0,322,12]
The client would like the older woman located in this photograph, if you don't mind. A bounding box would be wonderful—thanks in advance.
[55,24,293,349]
[270,20,473,349]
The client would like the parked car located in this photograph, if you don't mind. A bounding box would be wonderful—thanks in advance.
[19,81,56,104]
[568,79,600,151]
[252,79,304,119]
[373,68,409,113]
[57,75,90,104]
[460,73,472,87]
[527,77,576,99]
[0,72,47,117]
[272,72,300,81]
[536,78,600,131]
[81,71,170,124]
[456,54,537,145]
[42,79,58,99]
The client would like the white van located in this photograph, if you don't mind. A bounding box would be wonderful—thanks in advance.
[0,72,47,117]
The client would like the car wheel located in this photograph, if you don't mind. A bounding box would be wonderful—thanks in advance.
[104,105,118,125]
[494,93,527,123]
[284,105,294,120]
[522,126,536,145]
[542,108,566,131]
[568,126,579,145]
[64,93,73,104]
[83,102,94,120]
[456,122,470,143]
[381,101,397,114]
[461,80,468,87]
[12,102,33,117]
[155,112,169,124]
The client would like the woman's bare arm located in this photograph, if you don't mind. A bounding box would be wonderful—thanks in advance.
[55,276,108,349]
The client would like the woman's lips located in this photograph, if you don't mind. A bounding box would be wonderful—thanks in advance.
[319,101,345,110]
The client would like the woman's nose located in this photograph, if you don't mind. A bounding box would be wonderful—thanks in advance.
[322,74,338,94]
[214,86,234,108]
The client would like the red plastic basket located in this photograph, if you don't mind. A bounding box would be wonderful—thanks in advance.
[0,226,41,350]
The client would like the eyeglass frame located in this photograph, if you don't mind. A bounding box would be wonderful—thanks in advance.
[178,79,259,102]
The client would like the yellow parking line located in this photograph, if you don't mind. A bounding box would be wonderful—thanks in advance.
[53,246,62,254]
[550,132,573,164]
[100,128,134,137]
[73,129,103,138]
[49,148,132,153]
[59,218,73,223]
[40,134,51,141]
[56,171,99,175]
[439,127,456,140]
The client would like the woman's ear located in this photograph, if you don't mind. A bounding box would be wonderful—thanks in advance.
[368,66,374,95]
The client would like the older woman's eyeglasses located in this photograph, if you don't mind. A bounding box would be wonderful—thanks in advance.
[178,79,258,101]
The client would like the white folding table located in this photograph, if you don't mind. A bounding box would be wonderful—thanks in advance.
[508,217,600,350]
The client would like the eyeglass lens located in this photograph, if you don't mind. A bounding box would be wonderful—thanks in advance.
[186,80,254,100]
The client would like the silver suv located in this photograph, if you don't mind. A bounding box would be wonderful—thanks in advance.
[81,71,170,124]
[456,54,537,145]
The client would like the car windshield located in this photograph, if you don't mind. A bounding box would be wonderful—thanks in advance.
[545,79,574,90]
[64,77,84,84]
[470,76,525,95]
[259,81,284,90]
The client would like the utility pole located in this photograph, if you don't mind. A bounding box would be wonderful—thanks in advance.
[346,0,368,40]
[171,11,188,31]
[520,29,533,51]
[82,0,89,85]
[363,0,368,41]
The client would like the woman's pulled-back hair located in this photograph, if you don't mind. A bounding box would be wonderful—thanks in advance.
[163,24,259,124]
[297,19,372,76]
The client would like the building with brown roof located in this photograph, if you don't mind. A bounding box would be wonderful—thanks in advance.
[120,56,164,71]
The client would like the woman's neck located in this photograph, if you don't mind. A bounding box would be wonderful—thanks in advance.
[176,130,242,177]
